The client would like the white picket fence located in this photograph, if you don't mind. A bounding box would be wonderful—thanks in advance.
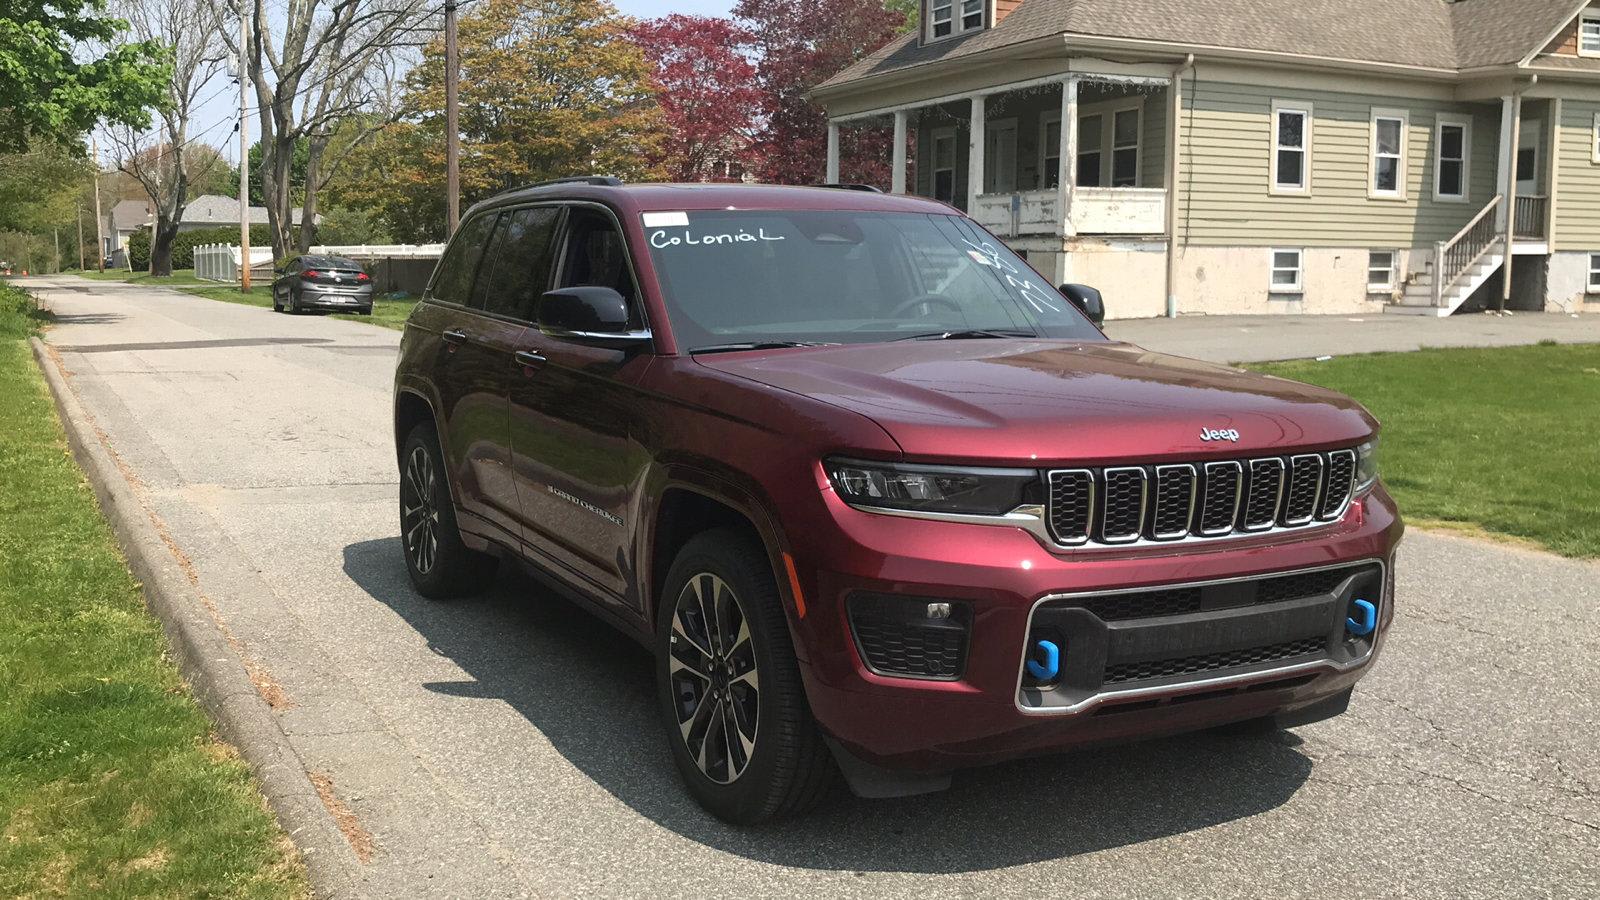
[194,244,275,282]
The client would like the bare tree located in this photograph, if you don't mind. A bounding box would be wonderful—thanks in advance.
[225,0,436,257]
[107,0,226,275]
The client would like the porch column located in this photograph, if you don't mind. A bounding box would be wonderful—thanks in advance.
[1502,91,1524,313]
[1060,77,1079,239]
[892,110,909,194]
[967,93,986,212]
[826,121,840,183]
[1495,96,1513,230]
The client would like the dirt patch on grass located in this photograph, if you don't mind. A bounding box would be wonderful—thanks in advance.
[310,772,375,863]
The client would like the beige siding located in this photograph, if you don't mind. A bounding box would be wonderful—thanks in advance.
[1178,82,1501,247]
[1555,99,1600,251]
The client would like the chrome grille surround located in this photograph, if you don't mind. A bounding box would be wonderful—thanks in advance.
[1044,448,1361,549]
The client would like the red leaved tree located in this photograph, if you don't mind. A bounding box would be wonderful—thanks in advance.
[630,15,763,182]
[734,0,905,185]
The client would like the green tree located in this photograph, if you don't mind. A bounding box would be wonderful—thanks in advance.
[332,0,664,241]
[0,0,169,152]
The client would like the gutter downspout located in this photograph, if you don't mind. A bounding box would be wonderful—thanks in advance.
[1165,54,1195,318]
[1501,74,1537,315]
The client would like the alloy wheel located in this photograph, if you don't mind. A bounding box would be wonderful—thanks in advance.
[401,445,440,575]
[668,572,760,784]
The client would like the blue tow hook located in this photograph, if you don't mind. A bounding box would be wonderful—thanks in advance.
[1025,639,1061,681]
[1346,599,1376,636]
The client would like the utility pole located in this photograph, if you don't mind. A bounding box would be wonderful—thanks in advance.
[238,3,252,292]
[54,228,60,274]
[445,0,460,236]
[76,204,85,270]
[91,133,105,271]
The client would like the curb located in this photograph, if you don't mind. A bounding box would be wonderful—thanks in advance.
[30,337,365,898]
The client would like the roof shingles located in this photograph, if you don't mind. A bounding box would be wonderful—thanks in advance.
[819,0,1583,92]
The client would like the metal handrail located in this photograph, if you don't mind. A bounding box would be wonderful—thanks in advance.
[1433,195,1504,307]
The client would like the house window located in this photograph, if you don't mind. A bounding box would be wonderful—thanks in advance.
[1371,109,1408,198]
[1435,118,1469,201]
[1111,108,1140,187]
[1581,12,1600,56]
[1271,101,1311,193]
[1588,253,1600,292]
[927,0,982,41]
[1368,251,1397,291]
[1592,113,1600,163]
[1041,115,1061,189]
[931,128,957,203]
[1270,249,1303,293]
[1077,114,1104,188]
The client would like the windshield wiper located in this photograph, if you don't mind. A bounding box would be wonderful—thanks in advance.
[893,329,1036,342]
[689,341,838,355]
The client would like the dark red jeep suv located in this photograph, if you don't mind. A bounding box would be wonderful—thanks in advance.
[392,177,1400,823]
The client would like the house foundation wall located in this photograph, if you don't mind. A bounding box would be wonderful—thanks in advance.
[1168,246,1399,316]
[1546,252,1592,312]
[1060,239,1168,320]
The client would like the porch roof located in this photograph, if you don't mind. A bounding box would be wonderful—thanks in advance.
[816,0,1582,94]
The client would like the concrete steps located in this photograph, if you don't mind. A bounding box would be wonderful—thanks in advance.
[1387,251,1505,317]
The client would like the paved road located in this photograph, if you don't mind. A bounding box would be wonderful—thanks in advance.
[26,276,1600,897]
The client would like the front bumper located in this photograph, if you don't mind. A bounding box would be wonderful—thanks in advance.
[789,479,1402,772]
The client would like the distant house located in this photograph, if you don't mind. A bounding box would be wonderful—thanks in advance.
[812,0,1600,317]
[178,194,317,232]
[104,199,152,265]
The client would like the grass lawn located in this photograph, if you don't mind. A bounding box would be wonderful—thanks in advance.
[1257,342,1600,559]
[0,281,308,896]
[79,268,417,331]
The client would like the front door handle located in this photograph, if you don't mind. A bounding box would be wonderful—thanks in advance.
[515,349,547,371]
[442,328,469,346]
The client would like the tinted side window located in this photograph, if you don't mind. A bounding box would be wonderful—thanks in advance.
[557,208,639,311]
[476,206,561,321]
[429,212,498,305]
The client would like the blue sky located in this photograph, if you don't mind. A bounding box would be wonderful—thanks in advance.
[181,0,736,169]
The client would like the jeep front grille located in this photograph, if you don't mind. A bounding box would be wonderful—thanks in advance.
[1046,448,1359,547]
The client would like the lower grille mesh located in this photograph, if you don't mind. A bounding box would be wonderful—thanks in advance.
[1102,636,1327,685]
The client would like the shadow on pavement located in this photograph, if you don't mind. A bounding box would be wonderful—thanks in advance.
[342,536,1313,873]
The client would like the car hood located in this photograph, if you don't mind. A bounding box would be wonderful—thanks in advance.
[695,340,1376,464]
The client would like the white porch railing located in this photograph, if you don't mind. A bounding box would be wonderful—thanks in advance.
[971,190,1062,238]
[971,187,1167,238]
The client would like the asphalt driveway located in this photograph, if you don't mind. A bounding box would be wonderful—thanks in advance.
[25,276,1600,897]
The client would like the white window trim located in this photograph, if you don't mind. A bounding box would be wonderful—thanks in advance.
[1367,250,1398,292]
[1038,111,1061,190]
[1592,112,1600,164]
[1078,97,1144,189]
[1269,248,1304,294]
[1370,108,1410,200]
[1587,253,1600,293]
[925,0,985,43]
[1580,11,1600,58]
[1270,100,1313,196]
[1433,116,1471,203]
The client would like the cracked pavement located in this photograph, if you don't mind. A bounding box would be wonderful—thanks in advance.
[26,275,1600,897]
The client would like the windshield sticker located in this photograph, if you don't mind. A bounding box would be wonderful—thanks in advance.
[962,239,1064,314]
[649,227,786,249]
[641,211,689,228]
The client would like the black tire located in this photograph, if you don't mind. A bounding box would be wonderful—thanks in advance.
[656,528,837,824]
[359,305,373,316]
[398,421,497,599]
[271,288,283,313]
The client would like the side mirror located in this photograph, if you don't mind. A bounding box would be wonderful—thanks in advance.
[1059,283,1105,326]
[537,286,651,348]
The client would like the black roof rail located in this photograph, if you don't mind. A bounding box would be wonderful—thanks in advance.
[814,183,884,193]
[496,175,623,197]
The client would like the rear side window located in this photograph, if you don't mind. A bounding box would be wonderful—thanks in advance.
[429,212,497,305]
[473,206,561,321]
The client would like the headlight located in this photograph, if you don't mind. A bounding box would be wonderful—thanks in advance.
[1354,438,1380,492]
[825,458,1039,515]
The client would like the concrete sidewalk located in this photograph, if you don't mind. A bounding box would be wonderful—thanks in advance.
[1106,310,1600,363]
[23,274,1600,898]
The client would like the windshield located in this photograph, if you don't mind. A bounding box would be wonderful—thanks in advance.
[641,210,1105,350]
